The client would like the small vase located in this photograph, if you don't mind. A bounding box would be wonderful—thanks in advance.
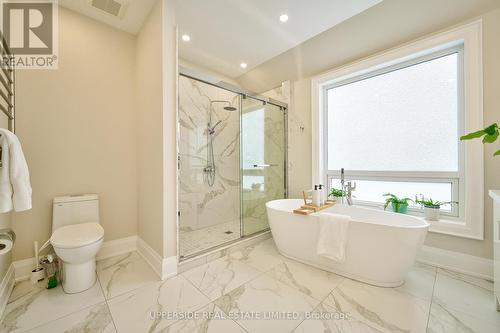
[391,203,408,214]
[424,206,440,221]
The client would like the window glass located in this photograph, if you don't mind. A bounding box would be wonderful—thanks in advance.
[329,178,454,211]
[327,53,459,172]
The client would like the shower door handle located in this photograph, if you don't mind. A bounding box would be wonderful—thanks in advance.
[253,164,278,168]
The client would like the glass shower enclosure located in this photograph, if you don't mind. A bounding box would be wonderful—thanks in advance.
[178,73,287,259]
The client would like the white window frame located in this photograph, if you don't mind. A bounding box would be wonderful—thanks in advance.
[311,20,484,240]
[324,46,463,218]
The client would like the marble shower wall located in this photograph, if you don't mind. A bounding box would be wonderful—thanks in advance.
[178,76,240,231]
[262,81,307,198]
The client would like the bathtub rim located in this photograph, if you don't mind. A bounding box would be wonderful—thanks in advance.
[266,199,430,230]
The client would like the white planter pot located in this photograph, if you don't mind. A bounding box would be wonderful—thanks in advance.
[424,206,440,221]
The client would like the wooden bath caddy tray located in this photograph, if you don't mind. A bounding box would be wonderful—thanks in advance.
[293,200,336,215]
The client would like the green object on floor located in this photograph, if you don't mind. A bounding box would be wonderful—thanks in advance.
[47,275,58,289]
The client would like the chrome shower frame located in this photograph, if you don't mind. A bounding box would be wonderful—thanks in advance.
[177,66,289,261]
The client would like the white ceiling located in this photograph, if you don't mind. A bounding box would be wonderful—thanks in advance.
[176,0,383,78]
[59,0,156,35]
[60,0,383,78]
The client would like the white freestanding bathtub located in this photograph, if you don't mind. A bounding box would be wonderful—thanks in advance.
[266,199,429,287]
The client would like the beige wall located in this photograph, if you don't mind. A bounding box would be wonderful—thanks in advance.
[425,8,500,258]
[237,0,500,92]
[136,0,165,257]
[162,0,178,258]
[11,7,138,260]
[239,3,500,259]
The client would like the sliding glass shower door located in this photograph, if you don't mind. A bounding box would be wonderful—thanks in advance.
[241,97,286,236]
[178,74,287,259]
[178,76,241,258]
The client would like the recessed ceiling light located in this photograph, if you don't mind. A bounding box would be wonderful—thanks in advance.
[240,62,247,69]
[181,34,191,42]
[279,14,289,22]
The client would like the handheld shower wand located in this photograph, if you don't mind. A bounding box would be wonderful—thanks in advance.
[204,101,237,187]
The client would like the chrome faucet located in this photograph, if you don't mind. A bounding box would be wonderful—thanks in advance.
[340,168,345,204]
[345,181,356,206]
[340,168,356,205]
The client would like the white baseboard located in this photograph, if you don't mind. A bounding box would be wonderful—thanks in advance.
[13,236,177,281]
[11,236,493,284]
[162,256,178,280]
[13,235,140,281]
[96,236,137,260]
[0,263,15,318]
[136,237,177,280]
[13,257,36,281]
[417,245,493,280]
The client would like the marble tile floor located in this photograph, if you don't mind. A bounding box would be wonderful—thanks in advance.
[1,238,499,333]
[180,220,240,258]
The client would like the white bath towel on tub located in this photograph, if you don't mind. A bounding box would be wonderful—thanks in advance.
[317,213,351,263]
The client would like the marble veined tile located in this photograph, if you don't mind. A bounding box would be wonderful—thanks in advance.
[107,275,211,333]
[0,279,105,333]
[161,303,246,333]
[437,268,493,291]
[182,254,262,301]
[178,75,241,235]
[270,260,344,302]
[396,262,437,301]
[293,302,382,333]
[179,220,240,258]
[229,238,287,272]
[428,269,500,333]
[323,278,430,333]
[24,302,115,333]
[215,268,319,333]
[97,251,159,299]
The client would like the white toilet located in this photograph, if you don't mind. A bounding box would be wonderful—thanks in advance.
[50,194,104,294]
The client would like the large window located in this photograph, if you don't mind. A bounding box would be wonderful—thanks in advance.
[312,21,484,239]
[325,48,462,216]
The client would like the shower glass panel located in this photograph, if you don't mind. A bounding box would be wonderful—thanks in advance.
[178,76,241,258]
[241,97,286,236]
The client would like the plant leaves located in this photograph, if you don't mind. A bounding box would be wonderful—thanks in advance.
[483,123,499,135]
[460,129,485,140]
[494,149,500,156]
[482,129,499,143]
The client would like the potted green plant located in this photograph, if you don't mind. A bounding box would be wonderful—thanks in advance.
[415,195,458,221]
[328,187,344,198]
[383,193,412,213]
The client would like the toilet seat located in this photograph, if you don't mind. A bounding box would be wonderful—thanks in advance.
[51,222,104,249]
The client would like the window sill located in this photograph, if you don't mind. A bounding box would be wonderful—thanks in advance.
[425,217,482,240]
[353,202,481,240]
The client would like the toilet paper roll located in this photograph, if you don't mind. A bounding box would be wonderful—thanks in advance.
[0,235,13,255]
[0,230,15,255]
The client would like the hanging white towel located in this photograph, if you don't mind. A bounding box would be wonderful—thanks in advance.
[0,132,12,213]
[316,212,351,263]
[0,129,32,213]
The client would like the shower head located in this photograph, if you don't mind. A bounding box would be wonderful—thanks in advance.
[210,100,237,112]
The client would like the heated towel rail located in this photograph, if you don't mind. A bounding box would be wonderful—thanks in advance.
[0,31,14,132]
[0,31,15,167]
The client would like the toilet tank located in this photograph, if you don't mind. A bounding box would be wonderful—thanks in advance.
[52,194,100,231]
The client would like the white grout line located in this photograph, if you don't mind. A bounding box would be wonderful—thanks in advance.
[96,275,119,333]
[425,265,438,331]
